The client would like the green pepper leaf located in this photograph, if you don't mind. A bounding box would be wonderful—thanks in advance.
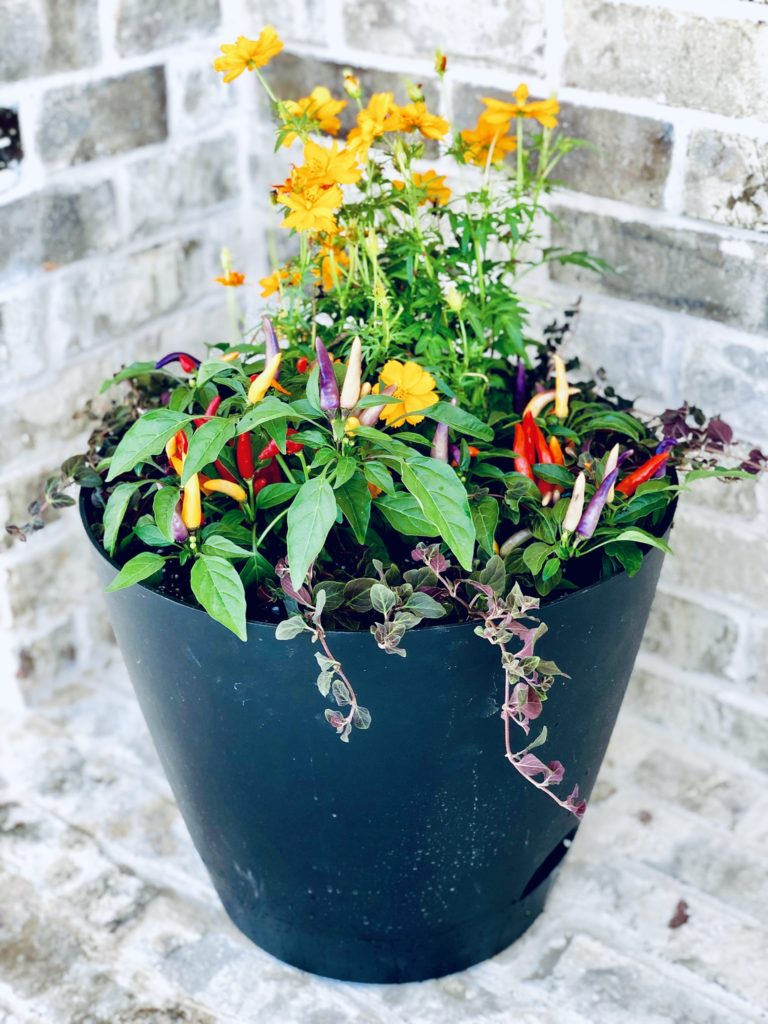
[190,554,248,641]
[364,461,394,494]
[102,482,141,556]
[99,361,158,394]
[107,410,193,481]
[201,536,253,560]
[334,469,371,545]
[236,396,299,433]
[333,455,357,489]
[522,541,554,576]
[471,495,499,556]
[105,552,166,592]
[153,485,180,542]
[531,463,574,488]
[286,476,337,589]
[401,455,476,570]
[374,492,439,537]
[425,402,494,442]
[255,482,301,509]
[181,417,237,485]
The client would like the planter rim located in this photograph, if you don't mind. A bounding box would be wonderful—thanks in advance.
[79,486,676,638]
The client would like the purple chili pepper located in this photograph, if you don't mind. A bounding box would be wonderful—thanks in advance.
[653,438,676,477]
[154,351,201,370]
[449,442,461,466]
[514,359,527,414]
[171,502,189,543]
[576,467,619,540]
[315,338,340,415]
[358,384,396,426]
[430,421,449,462]
[262,315,281,380]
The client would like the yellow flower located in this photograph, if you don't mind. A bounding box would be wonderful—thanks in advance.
[213,28,283,83]
[294,138,362,189]
[460,113,517,167]
[346,92,400,159]
[313,240,350,291]
[279,184,342,234]
[214,270,246,286]
[376,360,439,427]
[393,170,451,207]
[392,102,450,140]
[259,265,301,297]
[481,84,560,130]
[281,86,347,147]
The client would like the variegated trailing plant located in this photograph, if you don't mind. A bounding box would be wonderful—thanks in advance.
[9,32,766,818]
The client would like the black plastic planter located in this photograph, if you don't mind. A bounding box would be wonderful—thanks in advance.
[81,493,672,983]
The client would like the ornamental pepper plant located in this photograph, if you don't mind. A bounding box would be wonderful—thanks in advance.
[10,29,766,818]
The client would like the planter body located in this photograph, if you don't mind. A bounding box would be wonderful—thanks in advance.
[82,495,670,982]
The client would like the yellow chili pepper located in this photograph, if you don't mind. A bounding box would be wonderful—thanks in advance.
[247,352,282,404]
[181,472,202,530]
[201,478,248,502]
[553,355,570,418]
[220,350,241,362]
[523,386,580,420]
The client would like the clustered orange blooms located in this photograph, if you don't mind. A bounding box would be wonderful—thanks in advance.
[213,29,559,280]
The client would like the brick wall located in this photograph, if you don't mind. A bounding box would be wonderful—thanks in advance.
[2,0,767,779]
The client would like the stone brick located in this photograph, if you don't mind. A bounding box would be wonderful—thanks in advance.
[0,182,119,278]
[168,59,236,135]
[116,0,220,55]
[0,0,100,81]
[5,537,93,631]
[14,620,78,696]
[550,207,768,336]
[640,660,768,769]
[127,135,239,237]
[342,0,546,74]
[642,591,739,677]
[684,130,768,233]
[561,297,668,405]
[0,289,47,386]
[557,105,673,208]
[678,325,768,444]
[661,506,768,608]
[244,0,328,46]
[564,2,768,121]
[37,68,168,170]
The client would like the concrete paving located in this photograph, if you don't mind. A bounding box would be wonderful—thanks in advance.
[1,656,766,1024]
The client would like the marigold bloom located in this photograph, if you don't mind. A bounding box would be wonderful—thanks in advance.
[259,266,301,297]
[460,112,517,166]
[393,170,451,207]
[376,359,439,427]
[392,101,450,140]
[213,28,283,83]
[279,184,343,234]
[281,86,347,147]
[215,270,246,287]
[481,83,560,130]
[343,69,362,100]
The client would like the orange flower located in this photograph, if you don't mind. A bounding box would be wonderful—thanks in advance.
[393,170,451,207]
[289,138,363,192]
[259,266,301,297]
[281,86,347,147]
[375,360,439,427]
[391,101,450,140]
[346,92,400,159]
[215,270,246,287]
[459,113,517,167]
[481,84,560,130]
[313,241,350,291]
[279,185,342,234]
[213,28,283,83]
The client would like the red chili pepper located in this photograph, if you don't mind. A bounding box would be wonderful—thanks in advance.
[236,433,255,479]
[194,395,222,428]
[513,423,535,482]
[524,413,554,499]
[178,354,198,374]
[214,459,238,484]
[616,451,671,497]
[253,458,282,494]
[520,413,536,464]
[296,356,309,373]
[175,429,188,456]
[257,428,303,461]
[548,436,564,465]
